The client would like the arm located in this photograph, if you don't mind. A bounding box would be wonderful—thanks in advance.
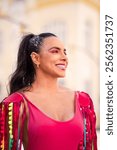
[0,95,26,150]
[78,91,97,150]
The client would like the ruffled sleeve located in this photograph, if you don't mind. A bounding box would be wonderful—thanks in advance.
[78,91,97,150]
[0,93,26,150]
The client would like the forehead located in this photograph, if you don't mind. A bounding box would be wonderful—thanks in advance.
[41,36,64,49]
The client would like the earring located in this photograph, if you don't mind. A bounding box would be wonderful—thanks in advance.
[36,64,40,68]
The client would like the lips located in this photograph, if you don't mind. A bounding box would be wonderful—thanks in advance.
[56,64,67,70]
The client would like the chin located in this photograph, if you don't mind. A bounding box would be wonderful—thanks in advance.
[57,73,65,78]
[53,69,66,78]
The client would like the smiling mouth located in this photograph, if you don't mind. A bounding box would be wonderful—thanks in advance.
[56,64,66,70]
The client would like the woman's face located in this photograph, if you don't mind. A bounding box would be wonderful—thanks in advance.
[38,36,68,78]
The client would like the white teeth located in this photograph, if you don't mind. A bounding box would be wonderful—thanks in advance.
[56,65,66,70]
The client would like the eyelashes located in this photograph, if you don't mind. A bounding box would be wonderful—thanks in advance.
[51,50,59,53]
[50,49,67,55]
[64,51,67,55]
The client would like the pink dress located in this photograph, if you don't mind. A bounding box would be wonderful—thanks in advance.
[20,92,84,150]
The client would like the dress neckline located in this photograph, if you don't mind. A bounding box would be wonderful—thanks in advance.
[16,91,79,124]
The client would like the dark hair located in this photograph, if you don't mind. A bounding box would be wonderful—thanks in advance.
[9,32,57,95]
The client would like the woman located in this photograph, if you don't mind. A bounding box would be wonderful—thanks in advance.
[0,33,97,150]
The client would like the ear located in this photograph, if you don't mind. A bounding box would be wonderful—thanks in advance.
[30,52,40,66]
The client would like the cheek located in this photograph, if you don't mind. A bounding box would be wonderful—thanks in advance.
[40,56,55,70]
[40,54,58,64]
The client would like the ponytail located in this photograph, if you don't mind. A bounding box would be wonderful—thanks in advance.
[9,32,57,95]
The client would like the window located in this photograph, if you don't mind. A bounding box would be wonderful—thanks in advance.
[84,20,93,52]
[0,31,3,53]
[42,21,67,43]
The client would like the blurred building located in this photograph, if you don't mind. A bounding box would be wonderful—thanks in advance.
[0,0,100,127]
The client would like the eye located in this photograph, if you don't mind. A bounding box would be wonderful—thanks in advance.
[51,49,59,53]
[64,50,67,55]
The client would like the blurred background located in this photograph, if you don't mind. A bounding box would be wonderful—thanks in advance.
[0,0,100,148]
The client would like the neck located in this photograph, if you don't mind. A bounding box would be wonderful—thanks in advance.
[30,72,61,94]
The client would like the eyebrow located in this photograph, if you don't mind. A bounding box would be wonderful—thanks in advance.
[48,46,66,52]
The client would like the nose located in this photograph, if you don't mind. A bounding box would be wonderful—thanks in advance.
[60,51,68,62]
